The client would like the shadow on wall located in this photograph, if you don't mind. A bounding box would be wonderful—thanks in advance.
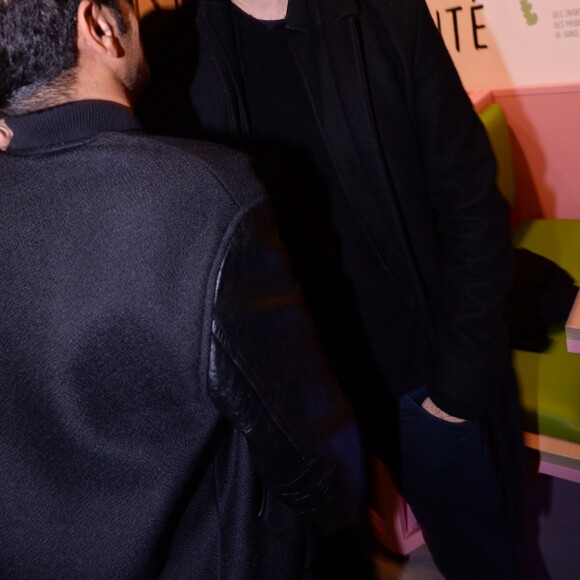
[504,102,552,222]
[495,87,580,221]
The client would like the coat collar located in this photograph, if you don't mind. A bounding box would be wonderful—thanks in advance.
[5,100,141,151]
[202,0,359,30]
[285,0,359,31]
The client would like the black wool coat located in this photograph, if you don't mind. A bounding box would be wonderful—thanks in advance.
[140,0,514,422]
[0,101,362,579]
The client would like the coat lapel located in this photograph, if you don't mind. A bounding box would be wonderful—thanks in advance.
[287,0,435,339]
[200,0,250,135]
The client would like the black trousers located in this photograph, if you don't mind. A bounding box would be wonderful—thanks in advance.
[397,385,522,579]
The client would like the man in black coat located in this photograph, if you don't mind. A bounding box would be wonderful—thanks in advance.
[0,1,364,577]
[139,0,522,577]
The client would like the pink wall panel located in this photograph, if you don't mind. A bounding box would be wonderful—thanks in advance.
[491,85,580,222]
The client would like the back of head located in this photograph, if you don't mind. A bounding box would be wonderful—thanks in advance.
[0,0,126,114]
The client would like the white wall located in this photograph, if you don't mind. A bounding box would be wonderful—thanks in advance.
[425,0,580,90]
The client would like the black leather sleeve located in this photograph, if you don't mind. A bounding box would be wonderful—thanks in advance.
[209,201,364,535]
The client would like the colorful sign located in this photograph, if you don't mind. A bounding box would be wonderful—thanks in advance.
[425,1,580,89]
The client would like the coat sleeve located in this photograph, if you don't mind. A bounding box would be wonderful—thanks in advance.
[405,0,515,418]
[208,200,364,535]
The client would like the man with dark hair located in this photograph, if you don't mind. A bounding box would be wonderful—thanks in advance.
[0,1,363,577]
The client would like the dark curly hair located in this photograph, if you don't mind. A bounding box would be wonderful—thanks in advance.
[0,0,129,113]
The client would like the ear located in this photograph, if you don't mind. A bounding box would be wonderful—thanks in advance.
[0,120,14,151]
[77,0,125,59]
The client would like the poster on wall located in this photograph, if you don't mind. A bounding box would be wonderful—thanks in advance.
[425,0,580,89]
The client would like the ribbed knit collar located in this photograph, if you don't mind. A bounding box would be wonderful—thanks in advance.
[5,100,142,151]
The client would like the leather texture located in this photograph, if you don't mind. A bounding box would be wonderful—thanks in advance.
[210,202,363,535]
